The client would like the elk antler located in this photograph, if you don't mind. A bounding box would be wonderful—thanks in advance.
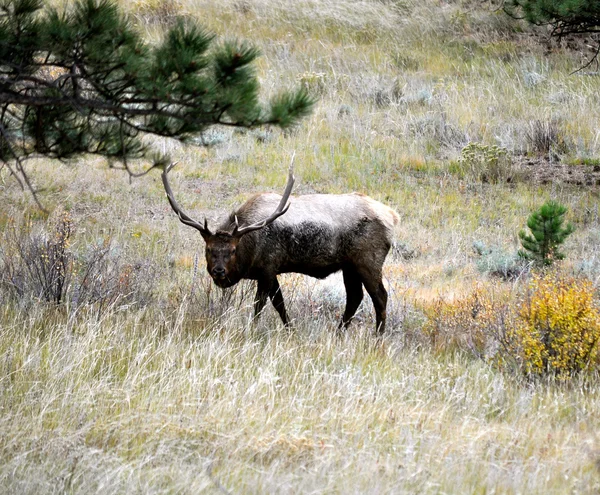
[231,166,295,238]
[162,163,212,238]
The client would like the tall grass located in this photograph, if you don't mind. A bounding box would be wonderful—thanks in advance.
[1,301,600,493]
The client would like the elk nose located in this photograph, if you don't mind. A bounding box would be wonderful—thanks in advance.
[212,267,226,278]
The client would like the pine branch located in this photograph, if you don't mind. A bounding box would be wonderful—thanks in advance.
[0,0,314,208]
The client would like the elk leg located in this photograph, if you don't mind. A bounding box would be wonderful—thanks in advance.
[254,278,289,326]
[268,277,289,326]
[254,279,270,320]
[339,268,364,330]
[361,275,388,334]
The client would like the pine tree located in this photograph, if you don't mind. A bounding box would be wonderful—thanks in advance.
[505,0,600,67]
[0,0,314,208]
[518,200,575,266]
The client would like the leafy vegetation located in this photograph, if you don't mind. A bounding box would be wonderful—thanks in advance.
[421,274,600,378]
[421,281,512,357]
[510,274,600,376]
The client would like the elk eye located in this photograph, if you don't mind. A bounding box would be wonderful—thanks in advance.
[231,247,236,254]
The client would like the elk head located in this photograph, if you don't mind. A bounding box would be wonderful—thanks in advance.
[161,163,295,288]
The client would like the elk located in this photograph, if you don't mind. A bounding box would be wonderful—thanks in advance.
[162,163,399,333]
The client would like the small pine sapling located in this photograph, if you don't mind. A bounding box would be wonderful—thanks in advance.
[518,200,574,266]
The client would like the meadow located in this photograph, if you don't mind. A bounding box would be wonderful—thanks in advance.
[1,0,600,492]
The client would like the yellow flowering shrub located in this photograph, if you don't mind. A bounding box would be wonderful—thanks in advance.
[421,275,600,377]
[510,275,600,376]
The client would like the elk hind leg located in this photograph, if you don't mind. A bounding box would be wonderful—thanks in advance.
[359,270,388,334]
[339,267,364,330]
[268,277,289,326]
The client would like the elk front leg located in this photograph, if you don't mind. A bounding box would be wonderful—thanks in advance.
[254,279,269,321]
[254,277,289,326]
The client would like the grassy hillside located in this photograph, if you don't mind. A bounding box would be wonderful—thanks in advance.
[1,0,600,493]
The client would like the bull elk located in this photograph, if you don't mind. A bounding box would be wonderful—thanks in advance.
[162,163,399,333]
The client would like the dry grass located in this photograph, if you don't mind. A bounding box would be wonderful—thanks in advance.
[1,302,600,494]
[2,0,600,492]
